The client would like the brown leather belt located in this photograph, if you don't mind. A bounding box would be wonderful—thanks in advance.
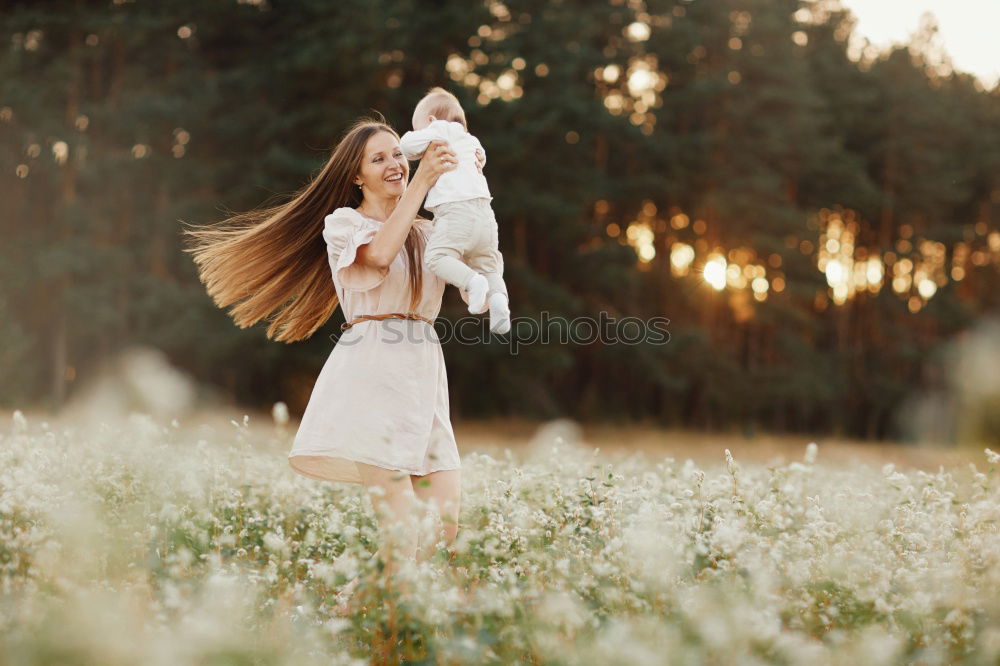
[340,312,435,332]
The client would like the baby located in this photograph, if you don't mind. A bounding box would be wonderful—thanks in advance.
[400,87,511,335]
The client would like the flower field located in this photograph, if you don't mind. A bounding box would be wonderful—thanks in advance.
[1,410,999,665]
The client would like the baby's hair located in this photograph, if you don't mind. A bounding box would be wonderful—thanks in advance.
[413,87,467,130]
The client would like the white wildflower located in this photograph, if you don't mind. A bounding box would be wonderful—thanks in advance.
[944,608,966,627]
[12,409,28,433]
[312,562,336,584]
[263,532,288,555]
[804,442,818,464]
[272,402,289,426]
[325,617,351,635]
[538,590,588,632]
[724,449,740,477]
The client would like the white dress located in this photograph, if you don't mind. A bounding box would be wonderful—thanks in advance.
[287,207,478,484]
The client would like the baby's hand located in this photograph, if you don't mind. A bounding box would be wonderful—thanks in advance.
[475,149,485,174]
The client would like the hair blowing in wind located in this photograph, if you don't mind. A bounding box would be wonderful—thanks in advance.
[180,119,424,343]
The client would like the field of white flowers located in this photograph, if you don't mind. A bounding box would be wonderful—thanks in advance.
[2,408,999,665]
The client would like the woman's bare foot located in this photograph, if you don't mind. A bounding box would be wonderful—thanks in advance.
[332,575,359,616]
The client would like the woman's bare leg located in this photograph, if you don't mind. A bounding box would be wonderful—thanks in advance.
[410,468,461,563]
[355,462,419,580]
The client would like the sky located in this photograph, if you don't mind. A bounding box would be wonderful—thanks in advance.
[838,0,1000,88]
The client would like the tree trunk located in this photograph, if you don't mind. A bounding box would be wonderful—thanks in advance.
[52,20,83,408]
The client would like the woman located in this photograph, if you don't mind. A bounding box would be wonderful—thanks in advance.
[183,116,488,610]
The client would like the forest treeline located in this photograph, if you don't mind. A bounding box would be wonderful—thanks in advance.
[2,0,998,440]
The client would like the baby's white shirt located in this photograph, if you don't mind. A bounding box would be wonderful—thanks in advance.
[399,120,492,212]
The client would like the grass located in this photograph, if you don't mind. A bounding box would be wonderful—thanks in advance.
[1,407,998,665]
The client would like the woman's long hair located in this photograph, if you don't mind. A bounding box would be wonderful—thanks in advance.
[181,118,424,343]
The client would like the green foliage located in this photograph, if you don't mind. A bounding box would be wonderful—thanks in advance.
[1,1,998,439]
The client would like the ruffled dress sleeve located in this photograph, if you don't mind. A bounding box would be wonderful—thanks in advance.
[322,208,389,291]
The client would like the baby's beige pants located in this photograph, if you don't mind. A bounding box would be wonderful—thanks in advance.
[424,198,508,304]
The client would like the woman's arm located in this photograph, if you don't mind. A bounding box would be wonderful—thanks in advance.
[356,141,456,270]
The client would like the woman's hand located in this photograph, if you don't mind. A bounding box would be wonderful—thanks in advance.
[412,140,458,187]
[475,149,485,174]
[356,140,454,268]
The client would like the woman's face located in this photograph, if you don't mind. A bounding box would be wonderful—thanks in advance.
[355,130,408,201]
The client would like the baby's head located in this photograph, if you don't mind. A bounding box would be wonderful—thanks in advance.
[412,87,467,131]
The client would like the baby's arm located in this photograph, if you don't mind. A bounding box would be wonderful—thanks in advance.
[400,123,448,160]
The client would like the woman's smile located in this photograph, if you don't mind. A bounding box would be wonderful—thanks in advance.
[356,130,410,200]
